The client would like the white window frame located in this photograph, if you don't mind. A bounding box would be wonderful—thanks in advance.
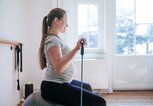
[76,0,105,58]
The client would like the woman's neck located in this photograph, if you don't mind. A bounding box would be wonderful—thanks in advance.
[49,28,59,36]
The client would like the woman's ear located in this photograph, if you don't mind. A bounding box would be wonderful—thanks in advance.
[54,17,59,23]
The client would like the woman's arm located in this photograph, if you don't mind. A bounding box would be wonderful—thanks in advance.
[48,38,86,74]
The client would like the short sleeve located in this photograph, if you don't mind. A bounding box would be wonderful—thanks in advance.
[45,36,61,51]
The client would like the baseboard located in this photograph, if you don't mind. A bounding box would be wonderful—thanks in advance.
[113,84,153,90]
[93,88,113,94]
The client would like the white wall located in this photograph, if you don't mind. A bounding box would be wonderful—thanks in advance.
[0,46,20,106]
[0,0,27,105]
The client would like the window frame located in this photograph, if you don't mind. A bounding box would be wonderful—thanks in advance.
[73,0,105,58]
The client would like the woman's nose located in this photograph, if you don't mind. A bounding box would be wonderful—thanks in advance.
[66,23,68,27]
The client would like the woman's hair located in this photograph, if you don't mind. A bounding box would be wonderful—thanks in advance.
[39,8,66,70]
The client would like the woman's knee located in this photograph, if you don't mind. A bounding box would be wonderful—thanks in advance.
[83,83,92,92]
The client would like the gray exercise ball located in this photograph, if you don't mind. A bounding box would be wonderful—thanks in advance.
[23,91,63,106]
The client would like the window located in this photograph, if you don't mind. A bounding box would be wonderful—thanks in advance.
[78,3,98,48]
[116,0,153,55]
[67,0,104,58]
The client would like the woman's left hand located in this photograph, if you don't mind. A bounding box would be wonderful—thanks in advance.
[75,38,87,51]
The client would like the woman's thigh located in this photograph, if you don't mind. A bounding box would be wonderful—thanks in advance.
[71,79,92,92]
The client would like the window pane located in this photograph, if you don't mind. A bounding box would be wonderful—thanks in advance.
[135,24,153,54]
[116,0,135,54]
[136,0,153,23]
[116,0,134,11]
[78,4,88,27]
[88,5,98,26]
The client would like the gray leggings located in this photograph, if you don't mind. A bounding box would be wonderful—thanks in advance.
[41,80,106,106]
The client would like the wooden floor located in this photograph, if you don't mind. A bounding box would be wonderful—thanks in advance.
[102,90,153,106]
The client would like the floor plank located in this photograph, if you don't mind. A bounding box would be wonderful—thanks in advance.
[102,90,153,106]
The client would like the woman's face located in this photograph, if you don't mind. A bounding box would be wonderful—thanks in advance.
[58,15,68,33]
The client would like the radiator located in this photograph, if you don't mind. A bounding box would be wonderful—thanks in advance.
[73,59,108,90]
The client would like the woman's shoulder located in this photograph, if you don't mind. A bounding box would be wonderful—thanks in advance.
[45,35,61,43]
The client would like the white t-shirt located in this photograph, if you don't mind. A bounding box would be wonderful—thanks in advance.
[43,35,75,83]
